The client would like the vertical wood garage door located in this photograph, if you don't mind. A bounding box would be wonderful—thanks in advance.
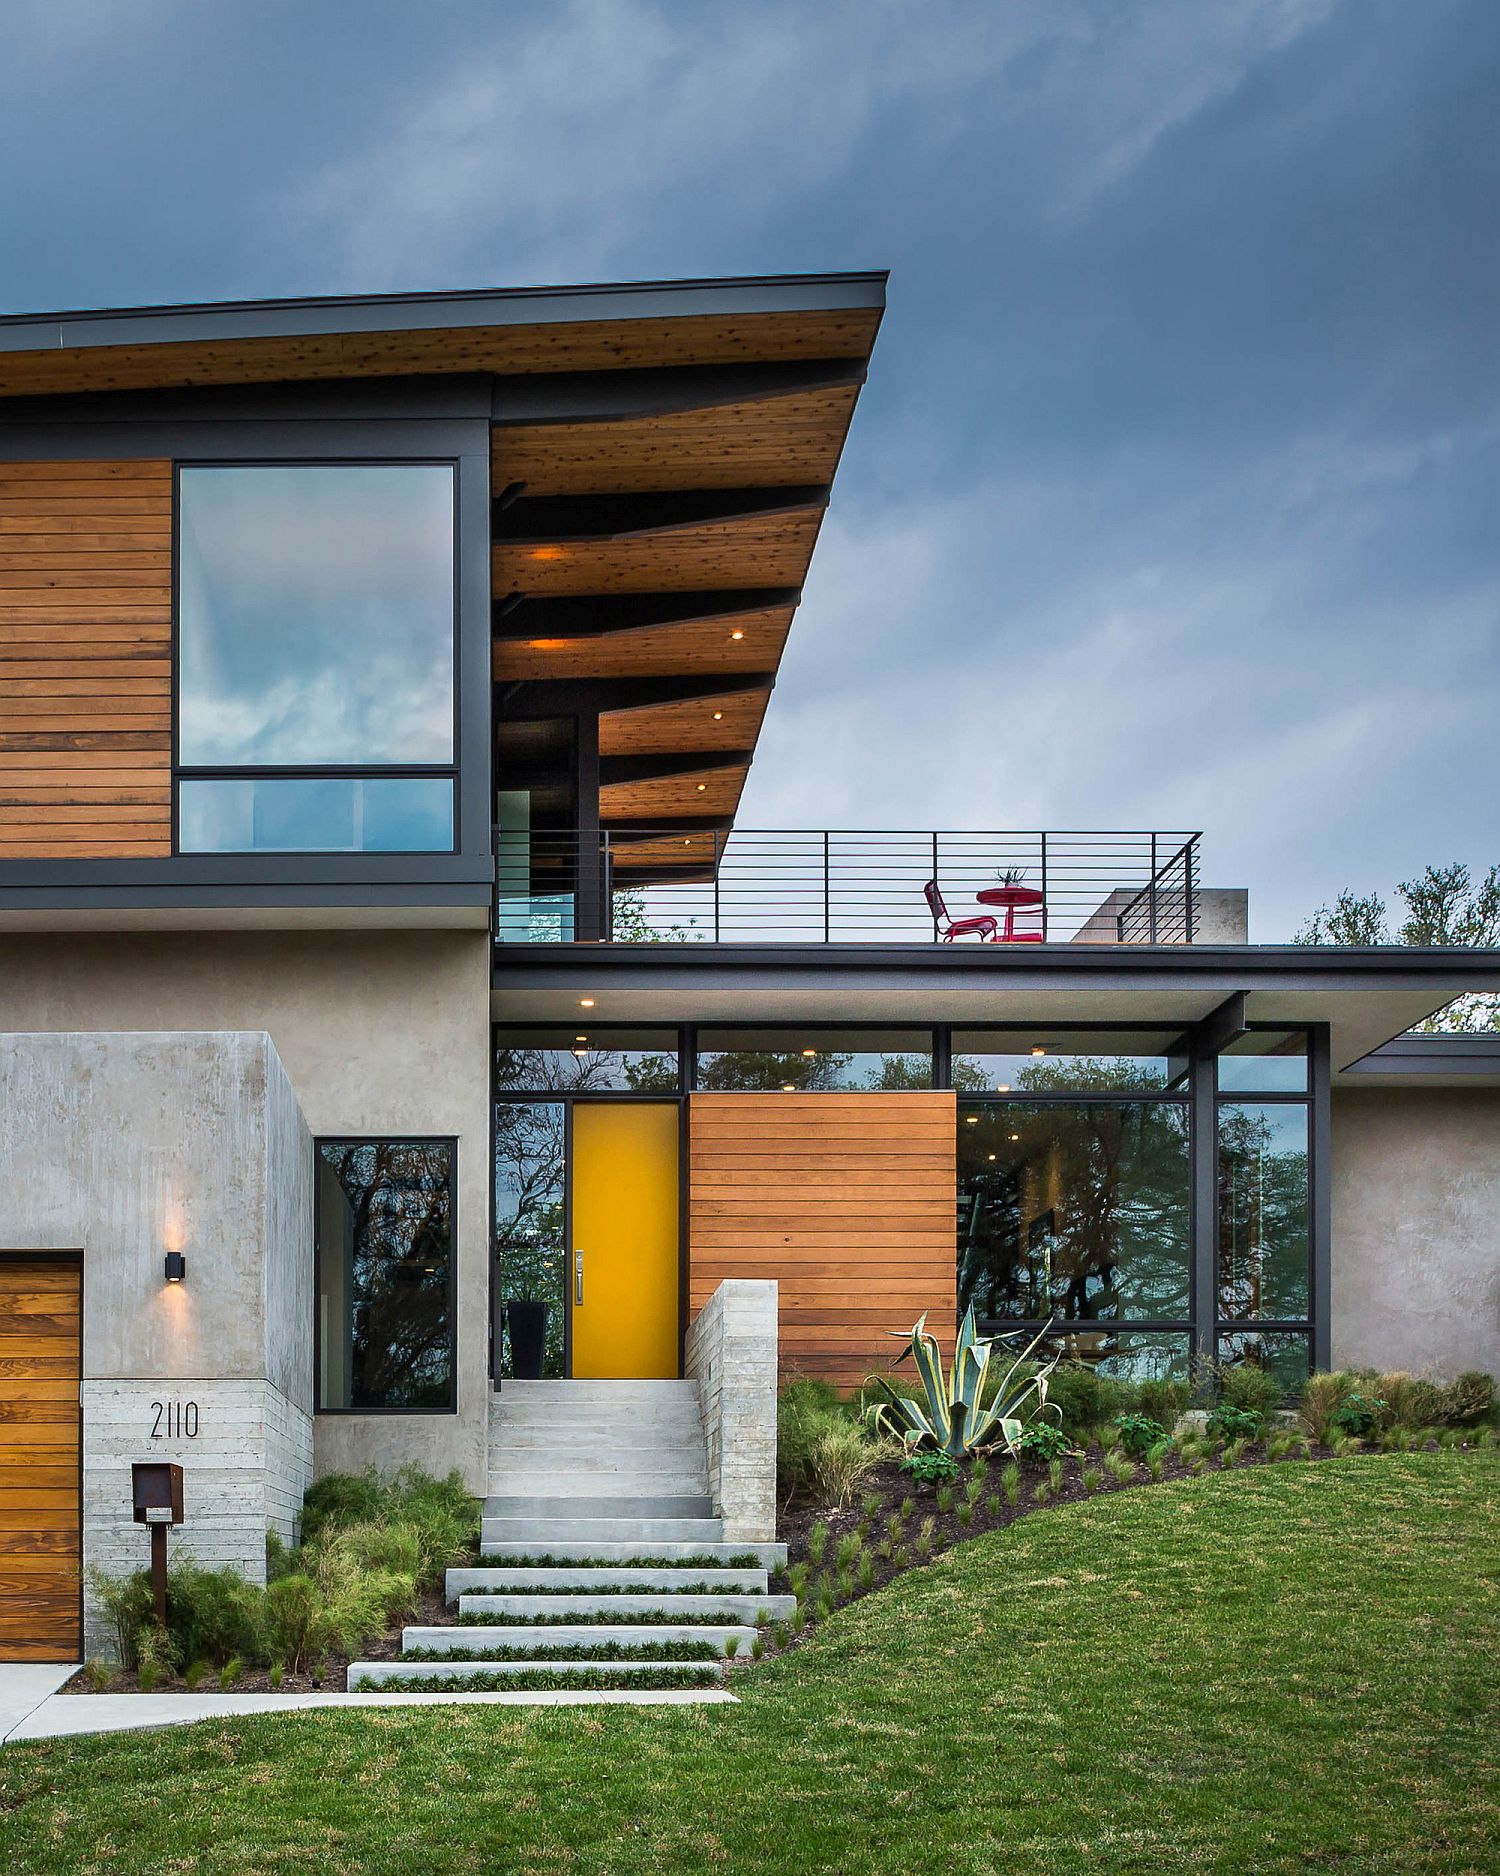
[0,1258,82,1661]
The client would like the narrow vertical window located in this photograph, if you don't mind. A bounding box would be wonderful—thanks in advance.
[316,1139,455,1412]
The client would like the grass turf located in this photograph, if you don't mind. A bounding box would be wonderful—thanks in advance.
[2,1453,1496,1875]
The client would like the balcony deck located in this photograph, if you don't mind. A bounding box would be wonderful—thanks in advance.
[494,828,1202,948]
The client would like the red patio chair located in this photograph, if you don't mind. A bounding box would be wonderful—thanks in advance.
[923,877,998,943]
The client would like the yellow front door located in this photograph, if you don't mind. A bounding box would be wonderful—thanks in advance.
[570,1102,680,1379]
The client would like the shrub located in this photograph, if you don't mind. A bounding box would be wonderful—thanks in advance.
[86,1566,154,1671]
[1016,1422,1071,1466]
[259,1574,320,1673]
[1300,1371,1358,1444]
[1206,1402,1263,1443]
[165,1559,261,1666]
[136,1627,174,1691]
[1045,1364,1132,1438]
[900,1450,960,1488]
[1111,1413,1168,1458]
[1219,1362,1284,1419]
[778,1384,885,1508]
[299,1472,386,1545]
[1443,1371,1497,1428]
[1135,1378,1189,1426]
[1330,1391,1385,1439]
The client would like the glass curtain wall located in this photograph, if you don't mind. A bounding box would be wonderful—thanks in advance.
[1216,1029,1314,1387]
[954,1030,1193,1381]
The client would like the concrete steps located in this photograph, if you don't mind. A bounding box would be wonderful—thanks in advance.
[455,1591,795,1622]
[346,1380,788,1696]
[478,1539,787,1567]
[447,1566,769,1596]
[397,1622,759,1658]
[348,1658,727,1687]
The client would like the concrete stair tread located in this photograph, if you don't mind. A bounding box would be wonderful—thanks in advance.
[456,1592,794,1621]
[405,1623,757,1656]
[447,1567,768,1596]
[478,1540,786,1567]
[348,1659,726,1686]
[482,1520,726,1545]
[482,1496,712,1521]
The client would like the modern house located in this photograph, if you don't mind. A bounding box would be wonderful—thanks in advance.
[1,271,1497,1663]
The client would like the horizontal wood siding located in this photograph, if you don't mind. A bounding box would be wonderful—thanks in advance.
[0,459,173,858]
[689,1092,957,1390]
[0,1257,82,1661]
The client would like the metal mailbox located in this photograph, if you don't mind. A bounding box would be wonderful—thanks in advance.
[132,1460,184,1526]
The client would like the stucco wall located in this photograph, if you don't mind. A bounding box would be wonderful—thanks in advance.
[0,930,492,1490]
[1331,1088,1500,1376]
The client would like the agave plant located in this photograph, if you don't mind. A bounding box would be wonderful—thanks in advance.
[862,1305,1058,1459]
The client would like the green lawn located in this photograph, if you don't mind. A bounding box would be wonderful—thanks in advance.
[4,1454,1497,1875]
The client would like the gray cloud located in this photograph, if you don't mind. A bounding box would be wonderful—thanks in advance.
[1,0,1496,935]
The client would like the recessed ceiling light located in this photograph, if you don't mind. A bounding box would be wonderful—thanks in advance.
[579,998,595,1008]
[1031,1046,1046,1057]
[987,1153,997,1162]
[1009,1132,1020,1142]
[730,629,745,640]
[782,1083,796,1092]
[712,711,724,721]
[996,1083,1010,1093]
[802,1048,817,1057]
[697,783,707,792]
[964,1115,979,1125]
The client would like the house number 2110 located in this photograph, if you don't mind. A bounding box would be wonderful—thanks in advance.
[149,1400,200,1439]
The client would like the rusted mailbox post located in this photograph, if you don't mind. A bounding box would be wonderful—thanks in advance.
[131,1461,184,1625]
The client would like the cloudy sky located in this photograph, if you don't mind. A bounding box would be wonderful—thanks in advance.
[3,0,1496,936]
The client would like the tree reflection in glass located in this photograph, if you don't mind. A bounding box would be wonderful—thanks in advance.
[494,1101,568,1378]
[317,1141,452,1411]
[1217,1103,1310,1320]
[957,1061,1190,1328]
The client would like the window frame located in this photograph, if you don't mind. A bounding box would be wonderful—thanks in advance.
[313,1132,459,1417]
[172,458,463,857]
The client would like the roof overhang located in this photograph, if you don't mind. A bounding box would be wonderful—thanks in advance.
[1339,1032,1500,1088]
[491,941,1500,1077]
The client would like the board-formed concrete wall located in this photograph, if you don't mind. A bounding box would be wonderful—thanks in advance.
[0,1029,315,1649]
[0,930,492,1490]
[1331,1088,1500,1376]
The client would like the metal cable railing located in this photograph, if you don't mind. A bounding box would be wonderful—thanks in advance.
[493,828,1201,945]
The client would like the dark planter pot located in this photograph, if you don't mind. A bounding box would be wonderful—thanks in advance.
[506,1299,548,1380]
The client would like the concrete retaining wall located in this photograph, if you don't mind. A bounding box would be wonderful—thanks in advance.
[686,1280,778,1543]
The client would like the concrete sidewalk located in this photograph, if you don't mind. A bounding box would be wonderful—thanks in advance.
[1,1678,735,1744]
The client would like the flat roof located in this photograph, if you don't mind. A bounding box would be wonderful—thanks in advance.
[489,941,1500,1077]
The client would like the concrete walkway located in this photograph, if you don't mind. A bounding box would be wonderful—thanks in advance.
[0,1665,78,1741]
[3,1683,735,1744]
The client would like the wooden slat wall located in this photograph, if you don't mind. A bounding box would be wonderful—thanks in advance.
[689,1092,957,1391]
[0,1257,82,1662]
[0,459,173,858]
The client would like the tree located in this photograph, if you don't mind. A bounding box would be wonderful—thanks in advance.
[1294,861,1500,1032]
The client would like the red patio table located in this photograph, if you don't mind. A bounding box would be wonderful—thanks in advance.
[976,883,1047,943]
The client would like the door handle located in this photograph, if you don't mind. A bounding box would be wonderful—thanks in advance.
[575,1248,585,1307]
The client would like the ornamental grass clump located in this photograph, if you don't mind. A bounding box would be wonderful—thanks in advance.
[863,1306,1059,1461]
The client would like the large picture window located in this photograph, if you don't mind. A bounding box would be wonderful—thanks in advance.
[176,463,457,852]
[315,1139,455,1413]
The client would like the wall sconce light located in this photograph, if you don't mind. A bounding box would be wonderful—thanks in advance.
[164,1252,186,1284]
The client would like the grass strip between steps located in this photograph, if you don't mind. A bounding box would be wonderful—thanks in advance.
[403,1640,721,1663]
[354,1666,722,1694]
[455,1608,764,1627]
[466,1580,746,1597]
[479,1552,767,1570]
